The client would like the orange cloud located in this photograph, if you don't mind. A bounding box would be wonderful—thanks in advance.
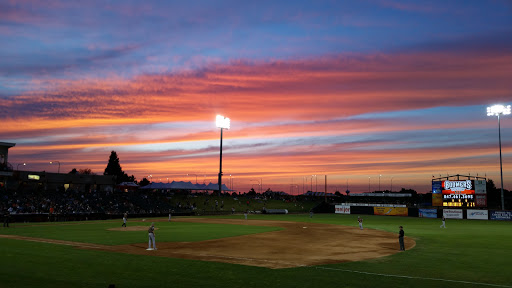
[3,49,512,193]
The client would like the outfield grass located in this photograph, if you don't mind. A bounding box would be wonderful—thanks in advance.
[1,214,511,288]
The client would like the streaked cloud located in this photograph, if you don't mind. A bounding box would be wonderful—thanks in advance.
[1,1,511,193]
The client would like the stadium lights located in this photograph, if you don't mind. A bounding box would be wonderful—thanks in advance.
[216,115,230,194]
[216,115,230,129]
[17,162,26,171]
[487,104,510,210]
[50,161,60,173]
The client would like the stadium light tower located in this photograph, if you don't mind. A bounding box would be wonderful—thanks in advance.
[50,161,60,173]
[17,162,26,171]
[216,115,230,195]
[487,104,511,210]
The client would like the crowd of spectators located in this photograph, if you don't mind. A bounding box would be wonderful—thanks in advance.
[0,186,175,216]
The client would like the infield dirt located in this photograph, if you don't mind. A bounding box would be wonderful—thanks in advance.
[1,218,415,269]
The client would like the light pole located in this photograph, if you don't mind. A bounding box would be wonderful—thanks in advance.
[50,161,60,173]
[487,104,511,210]
[391,177,394,192]
[17,163,26,171]
[368,177,371,193]
[250,179,261,193]
[379,174,382,191]
[312,175,317,192]
[187,173,198,184]
[216,115,230,195]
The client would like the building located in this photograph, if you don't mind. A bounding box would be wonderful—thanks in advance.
[0,142,16,189]
[1,141,115,192]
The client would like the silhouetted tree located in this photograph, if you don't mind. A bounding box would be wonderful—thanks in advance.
[78,168,93,175]
[139,177,150,187]
[247,188,257,196]
[104,151,135,184]
[69,168,78,174]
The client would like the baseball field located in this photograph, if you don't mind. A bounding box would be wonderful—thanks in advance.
[0,213,511,288]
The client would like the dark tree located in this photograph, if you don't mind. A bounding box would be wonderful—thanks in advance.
[104,151,134,184]
[69,168,78,174]
[247,188,257,196]
[79,168,93,175]
[139,177,150,187]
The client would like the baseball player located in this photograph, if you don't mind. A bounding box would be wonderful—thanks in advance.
[147,223,156,250]
[358,216,363,230]
[398,226,405,251]
[440,216,446,228]
[168,211,172,222]
[244,209,248,220]
[122,212,127,227]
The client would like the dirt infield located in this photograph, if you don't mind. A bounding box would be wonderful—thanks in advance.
[1,218,415,269]
[108,226,159,231]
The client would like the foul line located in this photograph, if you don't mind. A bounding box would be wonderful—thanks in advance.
[314,266,512,288]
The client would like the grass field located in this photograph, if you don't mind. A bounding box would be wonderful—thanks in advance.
[1,214,511,288]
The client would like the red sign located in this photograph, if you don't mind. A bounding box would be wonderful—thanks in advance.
[442,180,475,195]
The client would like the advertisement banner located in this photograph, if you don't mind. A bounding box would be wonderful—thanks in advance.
[490,211,512,221]
[419,208,438,218]
[373,207,408,216]
[475,194,487,207]
[432,193,443,206]
[443,209,463,219]
[432,181,442,194]
[474,180,487,194]
[467,209,488,220]
[335,205,350,214]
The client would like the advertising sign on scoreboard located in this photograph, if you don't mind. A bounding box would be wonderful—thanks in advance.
[432,181,443,206]
[474,180,487,194]
[335,205,350,214]
[443,209,463,219]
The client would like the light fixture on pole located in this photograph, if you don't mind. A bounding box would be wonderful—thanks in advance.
[17,162,26,171]
[487,104,511,210]
[49,161,60,173]
[379,174,382,191]
[216,115,230,195]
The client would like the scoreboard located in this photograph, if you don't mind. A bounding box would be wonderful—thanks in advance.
[432,179,487,207]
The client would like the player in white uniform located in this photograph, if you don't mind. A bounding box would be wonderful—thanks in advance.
[358,217,363,230]
[440,216,446,228]
[147,223,156,250]
[122,212,127,227]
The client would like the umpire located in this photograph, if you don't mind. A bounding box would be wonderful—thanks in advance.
[3,210,10,227]
[398,226,405,251]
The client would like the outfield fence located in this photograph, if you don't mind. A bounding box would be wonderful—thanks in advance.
[334,204,512,221]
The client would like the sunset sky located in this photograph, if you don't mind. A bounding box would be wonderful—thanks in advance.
[1,0,511,194]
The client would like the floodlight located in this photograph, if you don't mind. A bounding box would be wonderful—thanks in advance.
[216,115,230,129]
[487,105,511,116]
